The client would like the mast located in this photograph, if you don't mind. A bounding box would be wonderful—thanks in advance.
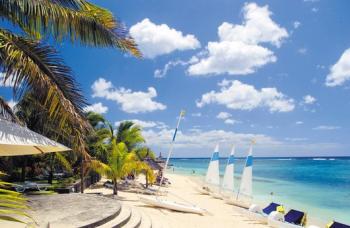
[156,110,185,194]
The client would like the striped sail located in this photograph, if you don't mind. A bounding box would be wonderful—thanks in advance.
[205,144,220,186]
[222,145,235,192]
[238,144,253,198]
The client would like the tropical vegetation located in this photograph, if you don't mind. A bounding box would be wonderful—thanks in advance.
[0,0,146,224]
[87,112,155,195]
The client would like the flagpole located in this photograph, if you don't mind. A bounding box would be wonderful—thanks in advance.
[156,110,185,194]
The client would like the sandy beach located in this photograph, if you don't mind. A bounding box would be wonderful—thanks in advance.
[85,173,268,228]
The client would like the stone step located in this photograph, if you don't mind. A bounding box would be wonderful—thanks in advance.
[124,207,142,228]
[138,211,152,228]
[97,205,131,228]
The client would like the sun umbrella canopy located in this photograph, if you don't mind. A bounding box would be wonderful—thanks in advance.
[144,157,162,170]
[0,118,71,156]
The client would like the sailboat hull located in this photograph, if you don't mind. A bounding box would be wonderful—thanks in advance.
[223,196,251,209]
[195,185,210,195]
[139,196,206,215]
[209,191,223,199]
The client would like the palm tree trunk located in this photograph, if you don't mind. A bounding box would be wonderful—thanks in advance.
[145,171,149,188]
[80,157,84,193]
[113,179,118,195]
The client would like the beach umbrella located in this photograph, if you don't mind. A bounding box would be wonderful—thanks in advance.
[0,118,71,156]
[144,157,162,170]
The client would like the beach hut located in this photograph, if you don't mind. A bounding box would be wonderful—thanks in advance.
[0,118,71,156]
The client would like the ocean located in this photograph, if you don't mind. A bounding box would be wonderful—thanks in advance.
[168,157,350,225]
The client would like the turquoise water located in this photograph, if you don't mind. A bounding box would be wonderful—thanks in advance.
[169,157,350,225]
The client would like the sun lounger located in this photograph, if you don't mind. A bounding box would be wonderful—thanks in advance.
[285,209,306,225]
[263,202,283,215]
[247,202,283,223]
[15,181,51,193]
[327,221,350,228]
[268,209,306,228]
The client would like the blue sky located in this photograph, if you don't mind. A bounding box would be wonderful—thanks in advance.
[1,0,350,157]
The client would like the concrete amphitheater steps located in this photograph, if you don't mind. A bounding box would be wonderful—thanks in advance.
[97,205,132,228]
[124,207,142,228]
[138,211,152,228]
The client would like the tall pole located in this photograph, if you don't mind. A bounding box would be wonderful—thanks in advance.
[157,110,185,194]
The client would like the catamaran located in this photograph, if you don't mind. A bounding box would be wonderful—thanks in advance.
[220,146,235,199]
[224,142,254,208]
[196,144,220,195]
[139,111,206,215]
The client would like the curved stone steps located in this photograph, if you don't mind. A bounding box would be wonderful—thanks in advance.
[124,207,142,228]
[97,205,131,228]
[138,211,152,228]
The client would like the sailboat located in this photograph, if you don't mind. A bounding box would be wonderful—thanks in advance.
[224,142,254,208]
[220,146,235,199]
[196,144,220,195]
[139,111,206,215]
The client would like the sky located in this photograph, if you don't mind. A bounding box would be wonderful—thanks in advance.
[1,0,350,157]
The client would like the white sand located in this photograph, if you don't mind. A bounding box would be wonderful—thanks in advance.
[86,173,269,228]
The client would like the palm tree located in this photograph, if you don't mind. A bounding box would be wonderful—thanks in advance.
[91,142,151,195]
[135,146,156,188]
[0,0,141,158]
[116,121,145,151]
[87,114,145,160]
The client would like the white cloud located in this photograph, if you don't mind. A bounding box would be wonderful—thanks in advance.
[143,128,280,150]
[313,125,340,130]
[91,78,166,113]
[325,48,350,87]
[296,121,304,125]
[302,95,316,104]
[298,48,307,55]
[130,18,200,58]
[285,137,308,142]
[311,7,319,13]
[216,112,232,119]
[187,3,288,76]
[191,112,202,117]
[224,119,237,125]
[293,21,301,29]
[115,119,168,129]
[83,102,108,114]
[154,57,199,78]
[197,80,295,113]
[143,126,344,157]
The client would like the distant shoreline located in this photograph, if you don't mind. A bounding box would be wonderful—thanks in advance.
[167,156,350,159]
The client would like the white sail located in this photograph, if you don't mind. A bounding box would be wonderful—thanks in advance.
[222,145,235,192]
[238,144,253,198]
[205,144,220,186]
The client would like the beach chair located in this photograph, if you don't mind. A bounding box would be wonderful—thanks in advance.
[15,181,51,193]
[268,209,307,228]
[263,202,284,215]
[327,221,350,228]
[284,209,306,226]
[247,202,283,223]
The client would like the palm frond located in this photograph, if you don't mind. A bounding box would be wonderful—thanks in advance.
[55,153,72,173]
[0,96,20,123]
[0,29,90,133]
[89,159,111,176]
[0,176,32,225]
[0,0,141,56]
